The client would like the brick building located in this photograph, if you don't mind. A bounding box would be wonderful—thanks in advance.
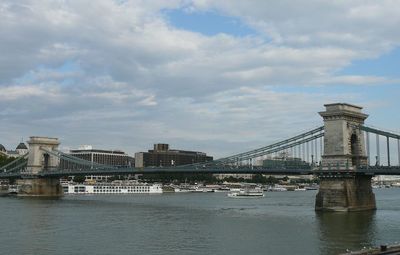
[135,144,212,168]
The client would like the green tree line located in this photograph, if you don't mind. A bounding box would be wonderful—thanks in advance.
[0,155,17,167]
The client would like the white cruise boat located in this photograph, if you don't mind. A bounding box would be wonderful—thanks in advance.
[8,185,19,195]
[228,187,264,198]
[63,182,163,195]
[266,185,287,192]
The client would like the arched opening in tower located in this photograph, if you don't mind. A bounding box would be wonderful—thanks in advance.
[43,153,50,171]
[350,133,359,166]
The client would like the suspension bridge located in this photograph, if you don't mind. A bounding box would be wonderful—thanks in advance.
[1,103,399,211]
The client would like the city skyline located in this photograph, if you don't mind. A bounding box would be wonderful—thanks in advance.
[1,1,399,158]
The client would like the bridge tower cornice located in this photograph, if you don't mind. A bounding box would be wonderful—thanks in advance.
[319,111,368,122]
[319,103,368,123]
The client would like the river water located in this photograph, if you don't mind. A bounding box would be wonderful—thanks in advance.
[1,188,399,255]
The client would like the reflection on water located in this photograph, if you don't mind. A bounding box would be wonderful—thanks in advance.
[317,211,377,254]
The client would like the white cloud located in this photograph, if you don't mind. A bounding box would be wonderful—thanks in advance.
[1,84,61,100]
[189,0,400,50]
[315,75,400,85]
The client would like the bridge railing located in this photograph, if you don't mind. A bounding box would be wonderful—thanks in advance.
[350,125,400,168]
[174,126,324,169]
[210,126,324,162]
[0,153,28,175]
[40,148,115,168]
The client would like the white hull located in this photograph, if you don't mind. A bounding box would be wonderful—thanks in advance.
[174,187,214,193]
[7,185,19,195]
[228,187,264,198]
[267,187,287,192]
[63,183,163,194]
[227,193,264,198]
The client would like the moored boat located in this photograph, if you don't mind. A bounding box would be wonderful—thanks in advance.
[228,187,264,198]
[266,185,287,192]
[62,182,163,195]
[7,185,19,195]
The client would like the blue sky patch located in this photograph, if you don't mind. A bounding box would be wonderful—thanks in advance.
[14,60,80,86]
[164,8,256,37]
[339,47,400,78]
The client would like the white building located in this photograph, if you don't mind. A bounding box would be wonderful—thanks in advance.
[0,142,28,158]
[60,145,135,182]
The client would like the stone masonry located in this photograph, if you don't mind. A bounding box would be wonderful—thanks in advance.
[17,137,63,197]
[315,103,376,211]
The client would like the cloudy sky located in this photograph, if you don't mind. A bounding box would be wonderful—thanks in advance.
[1,0,399,157]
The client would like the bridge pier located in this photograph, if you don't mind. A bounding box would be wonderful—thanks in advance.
[316,103,376,211]
[16,137,63,197]
[16,178,63,197]
[315,174,376,211]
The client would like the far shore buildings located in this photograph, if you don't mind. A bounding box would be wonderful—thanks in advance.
[0,142,28,158]
[135,143,213,168]
[62,145,134,167]
[215,153,311,180]
[60,145,134,182]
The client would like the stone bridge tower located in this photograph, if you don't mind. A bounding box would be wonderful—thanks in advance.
[17,136,63,196]
[315,103,376,211]
[319,103,368,169]
[26,137,60,174]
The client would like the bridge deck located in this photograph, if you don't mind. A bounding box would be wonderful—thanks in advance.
[1,166,399,179]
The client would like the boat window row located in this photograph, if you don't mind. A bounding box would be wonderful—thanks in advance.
[93,187,150,190]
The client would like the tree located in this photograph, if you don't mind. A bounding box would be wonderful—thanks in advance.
[73,175,86,183]
[224,176,240,183]
[108,175,127,182]
[0,155,17,167]
[266,176,279,184]
[251,174,268,184]
[140,173,217,184]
